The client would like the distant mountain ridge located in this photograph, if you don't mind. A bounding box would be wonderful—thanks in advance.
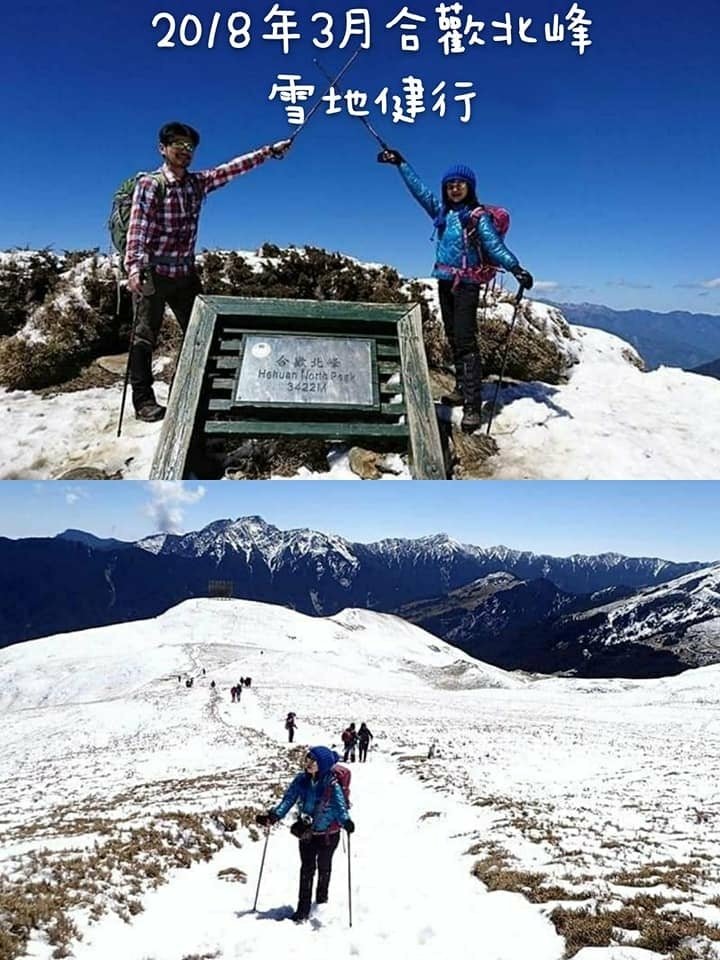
[691,357,720,381]
[0,518,712,680]
[398,568,720,677]
[57,529,132,551]
[550,301,720,370]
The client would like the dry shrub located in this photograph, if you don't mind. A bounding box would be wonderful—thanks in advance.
[610,859,709,893]
[478,307,571,384]
[551,907,615,957]
[199,246,408,305]
[473,865,592,903]
[549,901,720,959]
[0,337,76,390]
[0,296,118,390]
[0,251,61,338]
[222,438,332,479]
[217,868,247,883]
[450,429,498,479]
[636,913,720,954]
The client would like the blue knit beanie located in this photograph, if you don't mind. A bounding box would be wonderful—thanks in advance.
[441,164,477,190]
[309,746,341,778]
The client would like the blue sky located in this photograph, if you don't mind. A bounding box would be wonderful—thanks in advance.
[3,481,720,562]
[2,0,719,313]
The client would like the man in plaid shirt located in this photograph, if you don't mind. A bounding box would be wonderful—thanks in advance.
[125,121,291,422]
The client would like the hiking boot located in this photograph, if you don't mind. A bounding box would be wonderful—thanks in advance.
[135,401,166,423]
[461,406,481,433]
[440,384,464,406]
[292,910,310,923]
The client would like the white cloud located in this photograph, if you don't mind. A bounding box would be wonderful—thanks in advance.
[64,486,90,506]
[144,482,206,533]
[702,278,720,289]
[606,279,653,290]
[532,281,560,292]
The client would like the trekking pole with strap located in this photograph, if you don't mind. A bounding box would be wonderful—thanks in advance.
[485,283,526,436]
[116,292,138,438]
[313,56,389,149]
[252,826,271,912]
[347,831,353,928]
[288,47,362,145]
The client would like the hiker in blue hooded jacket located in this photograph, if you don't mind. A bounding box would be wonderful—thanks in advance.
[256,746,354,922]
[378,149,534,433]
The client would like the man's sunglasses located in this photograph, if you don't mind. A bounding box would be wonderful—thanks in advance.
[167,140,196,152]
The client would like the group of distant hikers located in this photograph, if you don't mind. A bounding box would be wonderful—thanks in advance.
[112,120,533,434]
[284,715,374,762]
[231,677,252,702]
[176,673,250,698]
[341,721,374,763]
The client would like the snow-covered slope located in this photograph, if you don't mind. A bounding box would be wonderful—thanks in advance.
[480,324,720,479]
[2,598,720,960]
[0,598,523,715]
[558,563,720,649]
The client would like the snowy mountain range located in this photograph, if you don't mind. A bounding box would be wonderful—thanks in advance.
[0,517,715,677]
[549,301,720,370]
[399,565,720,677]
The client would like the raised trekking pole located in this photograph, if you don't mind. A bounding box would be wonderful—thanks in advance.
[288,46,362,145]
[313,56,389,149]
[116,294,138,438]
[347,831,353,928]
[252,826,271,912]
[485,284,526,437]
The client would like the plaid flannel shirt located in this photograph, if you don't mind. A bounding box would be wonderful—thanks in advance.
[124,146,273,278]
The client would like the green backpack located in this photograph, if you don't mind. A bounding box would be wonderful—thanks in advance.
[108,172,166,267]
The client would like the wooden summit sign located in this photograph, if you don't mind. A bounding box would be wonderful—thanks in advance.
[150,296,445,480]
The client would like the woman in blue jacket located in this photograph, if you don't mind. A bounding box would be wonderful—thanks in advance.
[378,149,533,432]
[256,746,354,922]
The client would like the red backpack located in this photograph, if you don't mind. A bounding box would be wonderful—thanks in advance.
[331,763,351,806]
[468,204,511,284]
[320,762,351,827]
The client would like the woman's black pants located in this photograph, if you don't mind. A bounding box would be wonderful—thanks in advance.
[437,279,482,410]
[297,832,341,916]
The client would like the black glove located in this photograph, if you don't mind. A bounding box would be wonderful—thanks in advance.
[377,149,404,166]
[255,811,279,827]
[511,266,534,290]
[290,815,313,839]
[343,818,355,834]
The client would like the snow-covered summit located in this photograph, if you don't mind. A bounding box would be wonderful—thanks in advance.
[1,245,720,478]
[0,597,524,715]
[564,562,720,650]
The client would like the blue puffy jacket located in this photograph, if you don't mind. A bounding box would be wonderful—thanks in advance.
[272,771,350,834]
[397,162,519,283]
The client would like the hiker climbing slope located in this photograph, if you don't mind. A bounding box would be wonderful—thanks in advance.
[378,149,533,433]
[255,747,354,922]
[357,722,374,762]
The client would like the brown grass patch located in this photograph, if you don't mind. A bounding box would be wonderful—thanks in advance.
[217,868,247,883]
[549,900,720,959]
[551,907,615,957]
[0,805,262,960]
[610,859,710,893]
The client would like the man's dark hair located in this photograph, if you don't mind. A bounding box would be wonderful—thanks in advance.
[159,122,200,147]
